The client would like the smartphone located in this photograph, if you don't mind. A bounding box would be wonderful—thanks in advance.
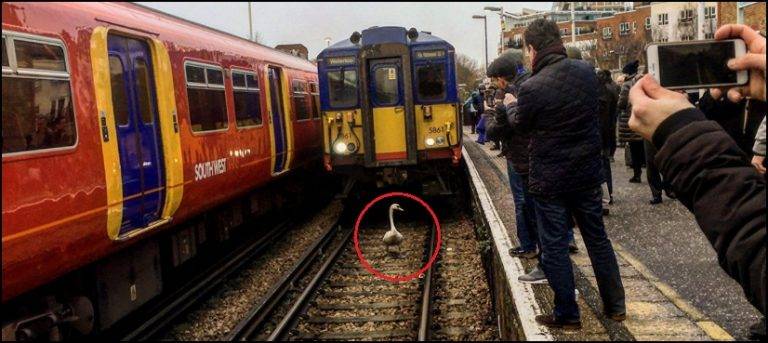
[646,39,748,90]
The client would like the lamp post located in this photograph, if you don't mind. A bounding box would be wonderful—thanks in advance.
[247,2,254,41]
[472,14,488,71]
[483,6,504,56]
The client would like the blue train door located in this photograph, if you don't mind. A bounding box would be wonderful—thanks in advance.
[268,66,288,174]
[108,34,165,235]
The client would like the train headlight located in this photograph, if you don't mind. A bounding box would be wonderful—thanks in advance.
[334,141,348,154]
[346,143,357,153]
[435,136,445,145]
[425,138,436,146]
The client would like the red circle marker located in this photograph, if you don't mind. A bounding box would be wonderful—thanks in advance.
[353,191,441,283]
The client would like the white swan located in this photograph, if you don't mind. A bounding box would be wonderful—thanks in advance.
[383,203,405,257]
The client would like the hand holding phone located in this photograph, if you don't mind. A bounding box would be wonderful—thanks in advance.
[711,24,766,102]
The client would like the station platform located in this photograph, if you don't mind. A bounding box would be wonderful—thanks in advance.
[461,130,737,341]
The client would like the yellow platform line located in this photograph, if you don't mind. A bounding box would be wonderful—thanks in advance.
[613,242,734,341]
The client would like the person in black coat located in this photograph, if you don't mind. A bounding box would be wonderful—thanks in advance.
[506,19,625,328]
[597,69,619,203]
[698,89,767,158]
[618,60,646,183]
[629,24,765,338]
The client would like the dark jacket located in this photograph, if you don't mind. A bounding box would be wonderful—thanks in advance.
[698,91,767,157]
[618,74,643,142]
[508,52,604,195]
[485,71,532,175]
[597,80,619,151]
[652,108,766,315]
[471,91,485,116]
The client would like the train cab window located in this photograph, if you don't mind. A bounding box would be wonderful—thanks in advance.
[109,56,130,126]
[292,79,310,120]
[415,63,446,102]
[309,82,320,119]
[135,58,155,124]
[327,69,357,108]
[2,34,77,155]
[373,66,399,106]
[232,70,262,127]
[185,63,227,132]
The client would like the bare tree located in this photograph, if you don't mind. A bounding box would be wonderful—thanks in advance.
[456,54,483,100]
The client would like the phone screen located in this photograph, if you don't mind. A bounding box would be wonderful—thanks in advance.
[658,41,736,87]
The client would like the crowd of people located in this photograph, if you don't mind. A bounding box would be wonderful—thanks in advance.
[463,19,766,338]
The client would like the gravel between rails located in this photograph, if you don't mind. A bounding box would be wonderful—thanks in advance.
[291,223,431,341]
[432,216,498,341]
[162,200,343,341]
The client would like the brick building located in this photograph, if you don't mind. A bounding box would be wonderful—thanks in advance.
[718,2,766,35]
[595,5,652,70]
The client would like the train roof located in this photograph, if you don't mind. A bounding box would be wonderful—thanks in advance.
[2,2,316,73]
[318,26,454,59]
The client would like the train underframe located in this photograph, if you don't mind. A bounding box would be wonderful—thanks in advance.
[1,165,336,341]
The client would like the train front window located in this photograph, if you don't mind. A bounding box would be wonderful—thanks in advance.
[416,63,446,102]
[327,69,357,108]
[373,66,399,106]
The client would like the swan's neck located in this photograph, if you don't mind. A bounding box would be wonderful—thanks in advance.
[389,206,397,232]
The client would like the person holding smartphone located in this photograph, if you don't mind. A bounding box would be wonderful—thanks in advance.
[628,24,765,338]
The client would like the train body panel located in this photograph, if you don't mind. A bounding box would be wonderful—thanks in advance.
[2,1,321,304]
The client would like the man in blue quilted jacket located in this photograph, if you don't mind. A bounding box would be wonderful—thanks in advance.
[505,18,625,329]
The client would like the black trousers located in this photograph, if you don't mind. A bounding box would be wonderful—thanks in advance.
[628,141,645,178]
[643,140,663,199]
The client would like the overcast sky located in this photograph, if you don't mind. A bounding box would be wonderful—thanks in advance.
[137,2,553,69]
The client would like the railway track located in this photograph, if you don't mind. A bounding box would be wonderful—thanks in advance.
[231,221,437,341]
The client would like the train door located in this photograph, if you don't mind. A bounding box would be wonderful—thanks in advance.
[107,34,165,235]
[367,57,411,163]
[267,66,288,174]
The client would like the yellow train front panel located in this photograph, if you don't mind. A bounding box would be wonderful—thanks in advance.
[372,106,408,161]
[414,103,459,151]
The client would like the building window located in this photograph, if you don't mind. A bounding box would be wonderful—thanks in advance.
[645,17,651,30]
[291,79,310,120]
[185,62,227,132]
[704,6,716,20]
[619,22,631,36]
[602,27,612,39]
[681,34,695,41]
[658,13,669,25]
[2,33,77,155]
[232,70,262,127]
[560,28,569,36]
[705,32,715,39]
[679,9,694,22]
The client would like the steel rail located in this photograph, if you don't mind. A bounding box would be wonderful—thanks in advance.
[266,228,353,341]
[417,224,436,341]
[120,221,287,341]
[226,222,341,341]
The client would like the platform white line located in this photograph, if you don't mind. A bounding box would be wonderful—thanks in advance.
[463,147,553,341]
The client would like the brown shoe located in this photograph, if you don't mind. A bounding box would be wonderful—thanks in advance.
[535,314,582,329]
[605,312,626,322]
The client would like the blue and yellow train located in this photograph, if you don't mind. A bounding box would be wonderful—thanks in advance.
[317,26,462,195]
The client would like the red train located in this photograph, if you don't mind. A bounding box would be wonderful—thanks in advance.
[2,2,323,338]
